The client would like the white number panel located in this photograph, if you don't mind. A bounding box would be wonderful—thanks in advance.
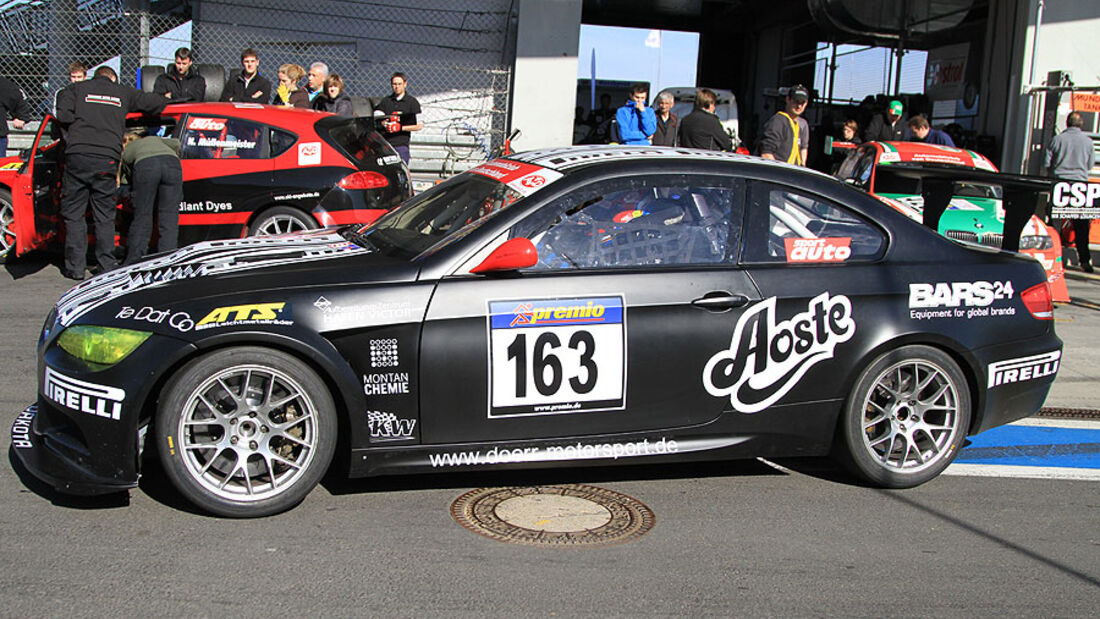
[487,296,626,418]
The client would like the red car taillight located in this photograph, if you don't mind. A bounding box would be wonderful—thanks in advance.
[1021,282,1054,320]
[338,171,389,190]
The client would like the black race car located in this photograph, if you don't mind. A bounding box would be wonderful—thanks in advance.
[12,146,1062,517]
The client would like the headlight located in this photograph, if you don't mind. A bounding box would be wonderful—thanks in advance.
[1019,235,1054,250]
[57,326,151,367]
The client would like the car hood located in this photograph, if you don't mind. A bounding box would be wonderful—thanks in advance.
[55,230,417,327]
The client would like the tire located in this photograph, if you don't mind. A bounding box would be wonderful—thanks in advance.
[0,187,14,263]
[248,206,318,236]
[156,347,337,517]
[836,345,971,488]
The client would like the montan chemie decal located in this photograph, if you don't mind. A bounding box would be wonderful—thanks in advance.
[487,296,625,417]
[704,293,855,413]
[784,237,851,263]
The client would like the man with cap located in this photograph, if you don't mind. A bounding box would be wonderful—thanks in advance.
[864,99,907,142]
[760,84,810,166]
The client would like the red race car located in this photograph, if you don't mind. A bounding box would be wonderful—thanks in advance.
[0,102,412,260]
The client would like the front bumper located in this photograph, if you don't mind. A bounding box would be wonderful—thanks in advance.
[11,404,137,495]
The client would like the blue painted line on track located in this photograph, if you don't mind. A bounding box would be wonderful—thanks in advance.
[957,425,1100,469]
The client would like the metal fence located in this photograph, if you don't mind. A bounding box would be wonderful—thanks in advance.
[1,0,516,174]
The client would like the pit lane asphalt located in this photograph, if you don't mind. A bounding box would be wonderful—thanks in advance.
[1,254,1097,617]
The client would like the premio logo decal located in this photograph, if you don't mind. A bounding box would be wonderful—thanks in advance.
[704,293,855,413]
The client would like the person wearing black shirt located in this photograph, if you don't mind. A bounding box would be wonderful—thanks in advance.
[678,88,732,151]
[375,72,422,164]
[153,47,206,103]
[220,48,271,104]
[55,66,167,279]
[864,99,907,142]
[0,75,31,155]
[652,91,678,146]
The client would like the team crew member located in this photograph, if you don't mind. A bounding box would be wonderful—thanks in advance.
[907,115,955,147]
[53,61,88,115]
[55,66,167,280]
[220,48,271,103]
[1046,111,1097,273]
[0,74,31,155]
[760,84,810,165]
[678,88,732,151]
[615,83,657,145]
[864,99,906,142]
[154,47,206,103]
[651,91,678,146]
[120,133,183,265]
[375,72,422,164]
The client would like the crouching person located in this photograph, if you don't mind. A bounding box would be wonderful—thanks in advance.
[121,132,183,265]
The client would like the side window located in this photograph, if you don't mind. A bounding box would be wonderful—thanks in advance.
[270,128,297,158]
[180,116,268,160]
[511,174,742,270]
[743,182,886,264]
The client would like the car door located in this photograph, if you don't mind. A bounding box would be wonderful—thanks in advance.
[418,171,760,444]
[11,117,64,256]
[176,114,275,242]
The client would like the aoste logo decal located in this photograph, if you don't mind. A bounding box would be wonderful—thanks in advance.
[704,293,855,413]
[784,237,851,263]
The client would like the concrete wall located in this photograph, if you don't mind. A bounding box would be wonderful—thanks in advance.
[509,0,582,150]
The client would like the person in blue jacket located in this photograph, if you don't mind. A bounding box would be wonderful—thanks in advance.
[907,115,955,147]
[615,83,657,145]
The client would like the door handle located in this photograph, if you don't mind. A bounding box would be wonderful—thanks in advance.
[692,292,750,310]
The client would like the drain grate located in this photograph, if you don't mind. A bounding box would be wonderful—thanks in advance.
[451,484,655,547]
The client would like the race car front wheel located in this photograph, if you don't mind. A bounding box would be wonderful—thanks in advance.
[157,347,337,517]
[836,345,971,488]
[248,206,318,236]
[0,188,14,262]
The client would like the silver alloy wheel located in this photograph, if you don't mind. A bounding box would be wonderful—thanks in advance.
[0,199,14,254]
[858,359,962,474]
[177,364,319,502]
[254,213,310,236]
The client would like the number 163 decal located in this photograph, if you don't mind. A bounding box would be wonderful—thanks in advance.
[487,296,626,417]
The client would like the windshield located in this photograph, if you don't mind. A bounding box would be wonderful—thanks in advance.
[350,173,524,259]
[316,116,398,170]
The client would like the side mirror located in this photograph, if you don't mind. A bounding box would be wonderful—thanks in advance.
[470,238,538,274]
[19,148,31,162]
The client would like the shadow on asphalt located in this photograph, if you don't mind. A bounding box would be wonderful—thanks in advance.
[8,446,130,510]
[3,249,60,280]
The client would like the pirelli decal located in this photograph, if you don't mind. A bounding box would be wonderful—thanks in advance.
[988,350,1060,388]
[44,367,126,420]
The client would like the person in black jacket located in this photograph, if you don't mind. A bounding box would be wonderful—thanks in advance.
[220,48,271,104]
[311,74,354,116]
[153,47,206,103]
[863,99,907,142]
[55,66,168,279]
[0,75,31,155]
[678,88,732,151]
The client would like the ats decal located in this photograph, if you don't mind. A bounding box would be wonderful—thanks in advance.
[784,237,851,263]
[116,305,195,332]
[488,296,626,418]
[909,280,1016,320]
[11,405,35,449]
[369,338,400,368]
[195,303,291,330]
[367,410,416,441]
[44,368,126,421]
[704,293,855,413]
[988,350,1060,388]
[364,372,410,396]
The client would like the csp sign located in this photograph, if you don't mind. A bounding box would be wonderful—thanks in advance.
[1051,181,1100,219]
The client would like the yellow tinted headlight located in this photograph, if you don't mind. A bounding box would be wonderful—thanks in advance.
[57,326,151,367]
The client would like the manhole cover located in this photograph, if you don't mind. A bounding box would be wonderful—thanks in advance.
[451,484,655,547]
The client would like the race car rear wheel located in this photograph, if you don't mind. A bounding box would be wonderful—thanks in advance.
[0,188,14,262]
[248,206,318,236]
[157,347,337,517]
[837,345,971,488]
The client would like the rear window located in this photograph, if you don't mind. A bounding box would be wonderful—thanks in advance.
[315,117,400,170]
